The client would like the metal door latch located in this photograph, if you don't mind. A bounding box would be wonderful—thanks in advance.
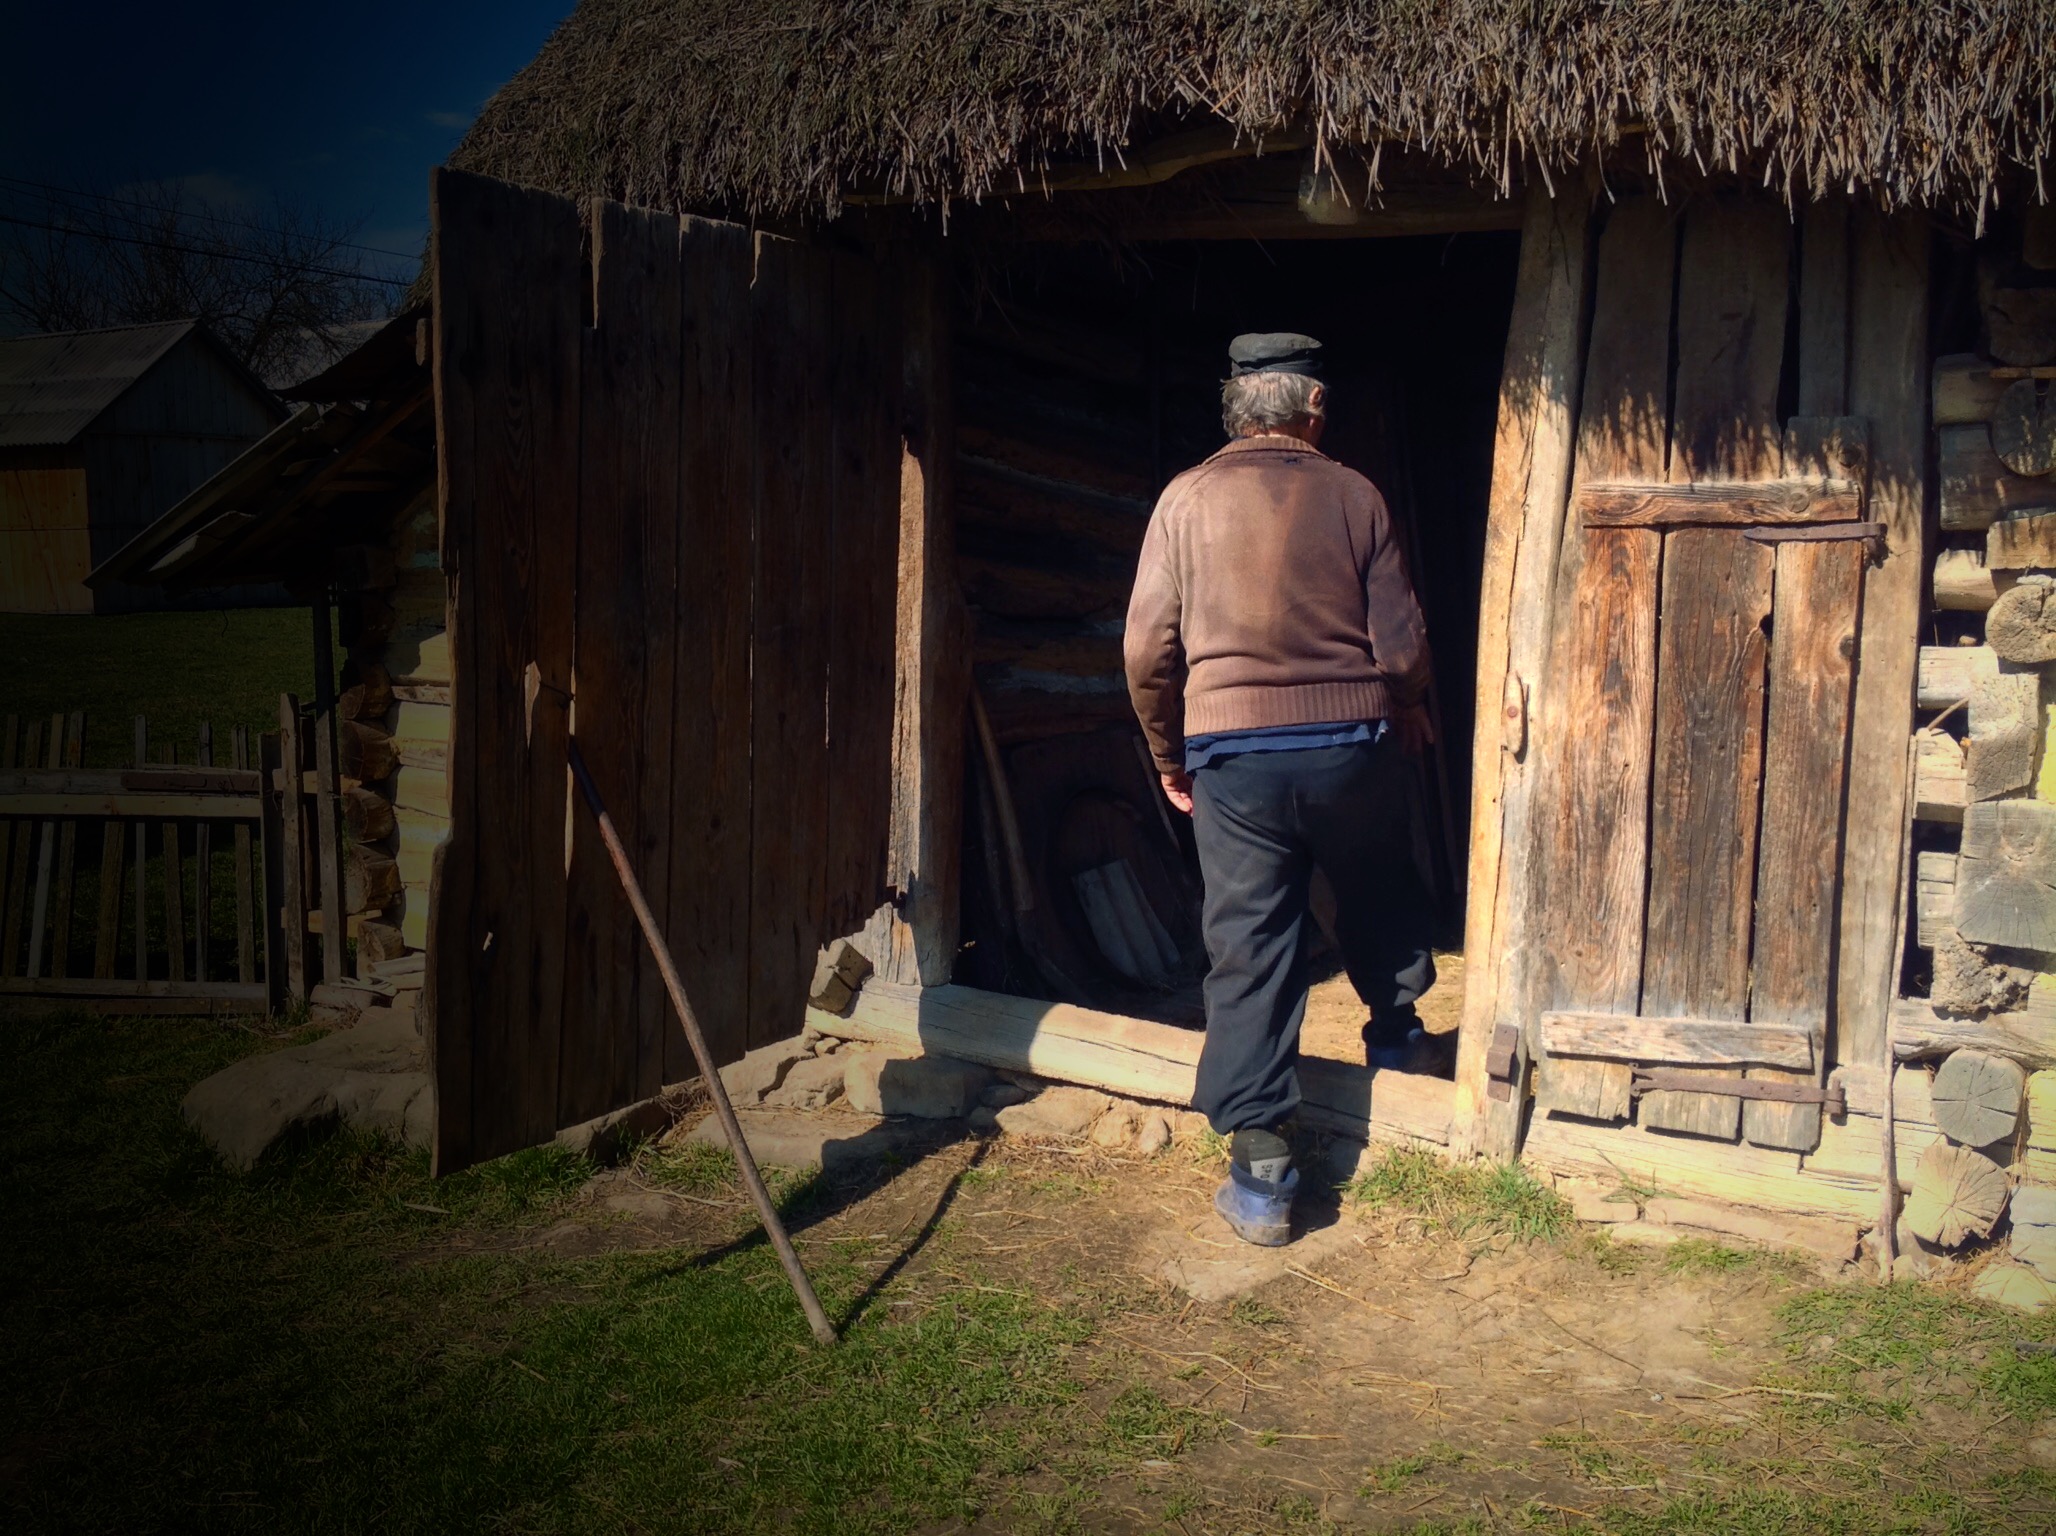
[1630,1069,1844,1116]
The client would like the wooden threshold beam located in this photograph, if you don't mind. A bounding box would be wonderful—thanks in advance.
[807,981,1453,1147]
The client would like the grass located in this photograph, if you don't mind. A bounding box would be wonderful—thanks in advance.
[1,1007,1218,1533]
[0,609,323,768]
[1347,1144,1571,1241]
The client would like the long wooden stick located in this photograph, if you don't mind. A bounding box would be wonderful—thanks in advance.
[1875,732,1923,1283]
[566,737,837,1346]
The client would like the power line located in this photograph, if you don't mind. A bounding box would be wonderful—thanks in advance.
[0,174,422,263]
[0,212,414,289]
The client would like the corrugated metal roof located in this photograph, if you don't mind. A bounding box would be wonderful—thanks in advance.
[0,320,198,448]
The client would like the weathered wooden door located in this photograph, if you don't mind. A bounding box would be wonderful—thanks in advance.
[1480,192,1896,1157]
[427,169,901,1172]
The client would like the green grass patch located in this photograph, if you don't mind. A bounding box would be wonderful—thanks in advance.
[1348,1145,1570,1242]
[1359,1442,1464,1495]
[2,1007,1213,1533]
[0,609,323,768]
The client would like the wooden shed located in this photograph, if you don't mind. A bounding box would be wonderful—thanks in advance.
[110,5,2056,1254]
[0,321,285,613]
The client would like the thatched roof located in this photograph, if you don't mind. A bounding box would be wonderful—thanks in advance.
[450,1,2056,224]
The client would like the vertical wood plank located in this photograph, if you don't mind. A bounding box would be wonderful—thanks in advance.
[1797,199,1851,418]
[1528,197,1674,1121]
[822,250,904,948]
[162,815,186,984]
[278,696,307,1002]
[51,710,82,978]
[234,726,255,984]
[311,595,346,984]
[859,255,971,988]
[2,718,41,977]
[133,716,148,982]
[0,715,14,966]
[1452,182,1596,1159]
[1835,208,1932,1071]
[258,729,285,1008]
[1743,213,1858,1150]
[1747,539,1863,1149]
[559,197,681,1126]
[25,712,62,977]
[748,233,836,1051]
[1639,195,1788,1138]
[666,214,756,1079]
[194,721,212,984]
[429,167,582,1171]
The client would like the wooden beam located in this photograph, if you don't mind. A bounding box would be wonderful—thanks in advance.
[1577,477,1859,527]
[1990,509,2056,570]
[0,792,261,819]
[1451,180,1595,1159]
[1540,1011,1814,1068]
[0,976,266,1001]
[1834,207,1932,1072]
[1893,979,2056,1068]
[807,981,1453,1147]
[858,255,971,989]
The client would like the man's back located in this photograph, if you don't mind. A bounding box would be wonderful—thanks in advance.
[1125,434,1429,773]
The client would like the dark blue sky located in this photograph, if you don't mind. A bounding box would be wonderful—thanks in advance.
[2,2,573,275]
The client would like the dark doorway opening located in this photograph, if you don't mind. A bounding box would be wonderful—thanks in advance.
[951,232,1521,1026]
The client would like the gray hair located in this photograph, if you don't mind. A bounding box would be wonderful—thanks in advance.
[1221,369,1325,437]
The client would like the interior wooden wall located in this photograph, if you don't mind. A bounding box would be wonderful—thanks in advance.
[428,169,902,1172]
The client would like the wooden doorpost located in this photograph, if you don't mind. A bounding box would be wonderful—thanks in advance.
[860,252,971,988]
[1451,181,1596,1160]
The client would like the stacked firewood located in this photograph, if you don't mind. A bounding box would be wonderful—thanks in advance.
[331,489,450,960]
[1902,216,2056,1305]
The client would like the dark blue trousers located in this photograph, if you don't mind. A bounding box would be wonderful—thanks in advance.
[1189,737,1435,1134]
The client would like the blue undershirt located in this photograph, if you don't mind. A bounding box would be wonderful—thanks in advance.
[1183,718,1387,772]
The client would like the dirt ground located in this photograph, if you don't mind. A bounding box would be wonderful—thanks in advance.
[1301,949,1466,1065]
[521,1113,2056,1535]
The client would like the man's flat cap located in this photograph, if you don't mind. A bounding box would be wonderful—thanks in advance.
[1228,332,1323,377]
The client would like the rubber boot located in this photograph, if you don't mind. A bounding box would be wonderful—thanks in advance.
[1214,1128,1297,1246]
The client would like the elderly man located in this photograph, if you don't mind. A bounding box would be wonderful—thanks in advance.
[1124,332,1435,1246]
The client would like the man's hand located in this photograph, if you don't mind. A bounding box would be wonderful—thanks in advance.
[1160,768,1195,815]
[1394,703,1435,757]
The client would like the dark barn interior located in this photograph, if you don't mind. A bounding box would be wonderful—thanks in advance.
[949,232,1521,1019]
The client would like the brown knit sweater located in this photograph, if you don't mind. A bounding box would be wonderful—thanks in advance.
[1123,435,1431,774]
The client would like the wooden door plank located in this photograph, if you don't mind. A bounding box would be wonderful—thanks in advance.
[1833,209,1933,1072]
[1639,194,1788,1138]
[428,168,582,1172]
[233,726,255,983]
[559,197,682,1126]
[747,233,836,1051]
[1451,182,1595,1159]
[1528,195,1673,1123]
[1577,479,1859,526]
[821,251,903,949]
[1797,198,1851,417]
[1541,1011,1814,1068]
[0,716,14,969]
[666,213,757,1080]
[1747,539,1863,1149]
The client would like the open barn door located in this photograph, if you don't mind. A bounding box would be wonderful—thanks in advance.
[425,169,902,1173]
[1457,188,1930,1164]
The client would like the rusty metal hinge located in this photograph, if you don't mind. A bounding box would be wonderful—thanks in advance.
[1630,1069,1844,1115]
[1484,1023,1522,1103]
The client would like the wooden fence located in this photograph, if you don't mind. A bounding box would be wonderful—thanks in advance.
[0,698,348,1013]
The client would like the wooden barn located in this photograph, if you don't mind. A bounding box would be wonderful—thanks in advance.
[107,4,2056,1270]
[0,321,284,613]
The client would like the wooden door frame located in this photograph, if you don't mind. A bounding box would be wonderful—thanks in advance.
[1448,186,1933,1162]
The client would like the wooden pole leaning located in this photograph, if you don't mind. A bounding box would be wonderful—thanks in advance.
[566,737,837,1346]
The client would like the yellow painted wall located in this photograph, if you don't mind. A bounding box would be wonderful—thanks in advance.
[0,466,92,613]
